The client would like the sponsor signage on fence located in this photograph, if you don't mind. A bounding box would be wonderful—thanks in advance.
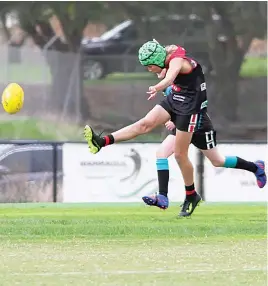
[62,143,197,203]
[204,144,267,202]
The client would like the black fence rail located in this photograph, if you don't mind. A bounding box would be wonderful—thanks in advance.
[0,141,62,203]
[0,140,266,203]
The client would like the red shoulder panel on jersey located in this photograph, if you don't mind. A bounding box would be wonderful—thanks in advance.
[166,45,197,74]
[166,46,186,65]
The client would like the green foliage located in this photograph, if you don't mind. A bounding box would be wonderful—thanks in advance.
[0,2,266,48]
[229,2,267,38]
[0,2,265,123]
[15,2,50,27]
[49,2,104,49]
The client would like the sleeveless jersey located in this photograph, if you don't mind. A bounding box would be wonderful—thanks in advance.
[165,46,208,115]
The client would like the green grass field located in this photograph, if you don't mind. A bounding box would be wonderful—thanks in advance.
[0,118,83,141]
[0,203,266,286]
[240,57,267,77]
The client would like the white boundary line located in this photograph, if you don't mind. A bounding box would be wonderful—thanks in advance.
[9,268,267,276]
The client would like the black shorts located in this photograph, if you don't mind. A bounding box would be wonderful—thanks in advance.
[159,96,214,132]
[160,97,217,150]
[167,128,217,150]
[191,130,217,150]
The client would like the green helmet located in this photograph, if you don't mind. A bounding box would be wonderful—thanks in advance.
[138,41,166,68]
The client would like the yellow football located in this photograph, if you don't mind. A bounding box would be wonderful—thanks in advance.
[1,83,24,114]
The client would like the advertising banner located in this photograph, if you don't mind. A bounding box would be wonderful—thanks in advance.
[204,144,267,202]
[62,143,197,203]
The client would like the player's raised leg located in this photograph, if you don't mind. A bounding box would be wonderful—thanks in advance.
[84,105,170,154]
[142,133,175,209]
[202,147,266,188]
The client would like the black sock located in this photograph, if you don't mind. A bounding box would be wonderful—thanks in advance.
[156,159,169,197]
[236,157,258,173]
[224,156,257,173]
[158,170,169,197]
[100,134,115,147]
[185,183,196,198]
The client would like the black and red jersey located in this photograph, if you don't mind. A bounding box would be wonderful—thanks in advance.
[165,45,208,115]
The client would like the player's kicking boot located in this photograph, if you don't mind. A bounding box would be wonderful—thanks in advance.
[179,193,202,217]
[142,193,169,210]
[84,125,102,154]
[254,160,266,188]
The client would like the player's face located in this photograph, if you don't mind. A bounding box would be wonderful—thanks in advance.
[147,65,162,73]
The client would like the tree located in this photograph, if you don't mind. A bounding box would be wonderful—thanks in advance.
[0,2,110,121]
[113,2,266,123]
[20,2,102,121]
[1,2,265,124]
[190,2,267,122]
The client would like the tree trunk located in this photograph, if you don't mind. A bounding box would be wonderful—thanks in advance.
[208,39,251,124]
[210,70,239,123]
[0,13,10,42]
[77,51,90,122]
[21,21,90,123]
[201,8,251,124]
[45,50,90,123]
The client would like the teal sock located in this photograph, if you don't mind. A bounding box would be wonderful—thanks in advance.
[223,156,237,168]
[223,156,257,173]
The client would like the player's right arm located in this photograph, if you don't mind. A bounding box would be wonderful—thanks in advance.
[150,57,183,93]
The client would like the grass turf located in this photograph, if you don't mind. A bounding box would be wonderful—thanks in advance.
[240,57,267,78]
[0,118,83,141]
[0,203,266,285]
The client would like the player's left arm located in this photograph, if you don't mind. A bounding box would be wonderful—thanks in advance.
[154,58,183,91]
